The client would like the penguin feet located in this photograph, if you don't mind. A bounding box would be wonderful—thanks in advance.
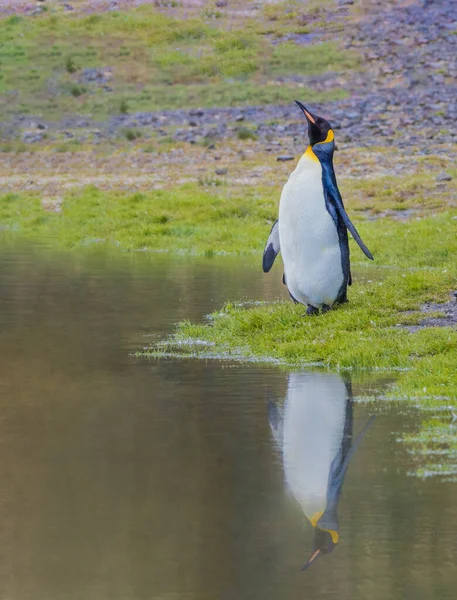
[306,304,319,316]
[321,304,332,313]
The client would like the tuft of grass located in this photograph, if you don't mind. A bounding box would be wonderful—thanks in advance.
[65,55,78,74]
[119,99,129,114]
[237,127,258,141]
[68,83,86,97]
[122,128,142,141]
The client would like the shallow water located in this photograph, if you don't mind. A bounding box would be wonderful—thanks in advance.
[0,244,456,600]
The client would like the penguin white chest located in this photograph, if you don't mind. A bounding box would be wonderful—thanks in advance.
[278,154,344,308]
[282,373,347,520]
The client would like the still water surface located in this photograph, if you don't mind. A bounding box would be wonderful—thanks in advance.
[0,244,456,600]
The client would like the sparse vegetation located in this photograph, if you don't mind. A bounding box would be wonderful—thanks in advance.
[69,83,86,97]
[65,55,78,74]
[123,127,142,141]
[0,4,358,119]
[237,127,258,141]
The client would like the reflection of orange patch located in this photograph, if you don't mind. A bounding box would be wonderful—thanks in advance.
[310,510,324,527]
[304,109,316,124]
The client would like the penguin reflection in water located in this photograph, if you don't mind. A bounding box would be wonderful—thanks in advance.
[268,372,375,571]
[263,102,374,315]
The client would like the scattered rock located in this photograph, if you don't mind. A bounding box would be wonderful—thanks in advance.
[78,68,112,84]
[3,0,456,157]
[405,299,457,332]
[277,155,295,162]
[215,168,228,175]
[436,172,452,182]
[22,132,44,143]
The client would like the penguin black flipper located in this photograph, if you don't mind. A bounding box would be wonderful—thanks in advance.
[316,159,374,261]
[327,413,376,500]
[263,219,280,272]
[325,183,373,260]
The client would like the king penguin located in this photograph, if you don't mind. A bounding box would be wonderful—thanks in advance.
[268,371,375,571]
[263,101,374,315]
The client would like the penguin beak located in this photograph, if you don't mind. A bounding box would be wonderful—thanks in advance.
[295,100,316,124]
[301,548,322,572]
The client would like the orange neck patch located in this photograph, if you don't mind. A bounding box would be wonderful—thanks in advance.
[316,129,335,145]
[303,129,335,161]
[303,146,319,162]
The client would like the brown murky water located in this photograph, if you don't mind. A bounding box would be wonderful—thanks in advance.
[0,243,456,600]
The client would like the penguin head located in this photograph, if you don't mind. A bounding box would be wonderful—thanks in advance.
[301,527,339,572]
[295,101,334,147]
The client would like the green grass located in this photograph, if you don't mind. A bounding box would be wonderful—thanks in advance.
[0,4,358,120]
[157,260,457,397]
[0,183,278,253]
[0,168,455,256]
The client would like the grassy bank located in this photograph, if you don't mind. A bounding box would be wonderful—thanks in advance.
[145,204,457,400]
[0,2,355,120]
